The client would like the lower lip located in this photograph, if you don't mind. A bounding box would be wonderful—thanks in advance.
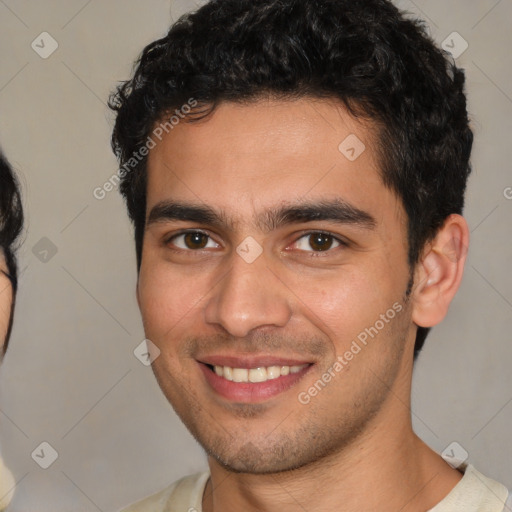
[199,363,312,403]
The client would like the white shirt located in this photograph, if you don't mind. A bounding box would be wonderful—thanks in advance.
[120,464,511,511]
[0,455,15,511]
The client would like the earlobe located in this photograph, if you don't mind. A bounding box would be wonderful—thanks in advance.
[411,214,469,328]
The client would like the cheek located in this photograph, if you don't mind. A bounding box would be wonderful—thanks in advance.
[137,259,208,340]
[297,265,401,344]
[0,281,13,347]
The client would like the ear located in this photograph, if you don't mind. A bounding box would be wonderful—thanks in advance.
[411,214,469,328]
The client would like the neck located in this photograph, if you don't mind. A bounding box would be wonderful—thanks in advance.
[202,361,462,512]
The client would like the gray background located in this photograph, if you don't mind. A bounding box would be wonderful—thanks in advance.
[0,0,510,510]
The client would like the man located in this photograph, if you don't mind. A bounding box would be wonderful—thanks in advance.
[110,0,511,510]
[0,149,24,509]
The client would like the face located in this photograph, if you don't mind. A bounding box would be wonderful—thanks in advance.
[138,98,416,473]
[0,251,13,354]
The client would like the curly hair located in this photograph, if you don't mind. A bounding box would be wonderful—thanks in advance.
[109,0,473,357]
[0,150,24,353]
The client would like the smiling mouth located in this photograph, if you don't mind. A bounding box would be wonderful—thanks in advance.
[199,361,313,403]
[208,363,309,383]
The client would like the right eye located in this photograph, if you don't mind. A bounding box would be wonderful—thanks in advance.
[167,231,220,251]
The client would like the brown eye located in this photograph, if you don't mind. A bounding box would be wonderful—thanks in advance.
[294,232,342,252]
[184,232,208,249]
[309,233,334,251]
[169,231,218,250]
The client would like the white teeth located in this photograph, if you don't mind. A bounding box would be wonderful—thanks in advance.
[232,368,248,382]
[212,364,307,383]
[266,366,281,380]
[249,367,267,383]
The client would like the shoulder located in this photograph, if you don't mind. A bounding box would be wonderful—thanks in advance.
[0,455,15,511]
[429,464,510,511]
[120,472,210,512]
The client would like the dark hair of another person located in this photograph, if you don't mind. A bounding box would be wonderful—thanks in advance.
[0,150,24,353]
[109,0,473,358]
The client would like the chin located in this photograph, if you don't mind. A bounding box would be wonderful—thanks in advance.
[202,432,333,475]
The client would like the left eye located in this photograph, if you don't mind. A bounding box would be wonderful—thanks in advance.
[294,232,342,252]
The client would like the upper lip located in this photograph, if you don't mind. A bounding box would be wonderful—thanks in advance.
[197,355,313,369]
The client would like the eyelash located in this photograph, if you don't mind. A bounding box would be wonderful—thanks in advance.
[164,229,348,255]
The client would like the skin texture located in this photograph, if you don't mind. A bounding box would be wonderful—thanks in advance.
[138,98,469,512]
[0,251,13,354]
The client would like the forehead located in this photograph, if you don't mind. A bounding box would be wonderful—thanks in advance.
[145,97,403,229]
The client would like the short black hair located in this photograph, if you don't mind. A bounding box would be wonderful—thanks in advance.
[109,0,473,357]
[0,149,24,353]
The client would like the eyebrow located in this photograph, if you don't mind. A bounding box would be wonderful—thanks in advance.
[147,198,376,232]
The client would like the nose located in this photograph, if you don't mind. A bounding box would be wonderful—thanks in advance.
[204,249,292,338]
